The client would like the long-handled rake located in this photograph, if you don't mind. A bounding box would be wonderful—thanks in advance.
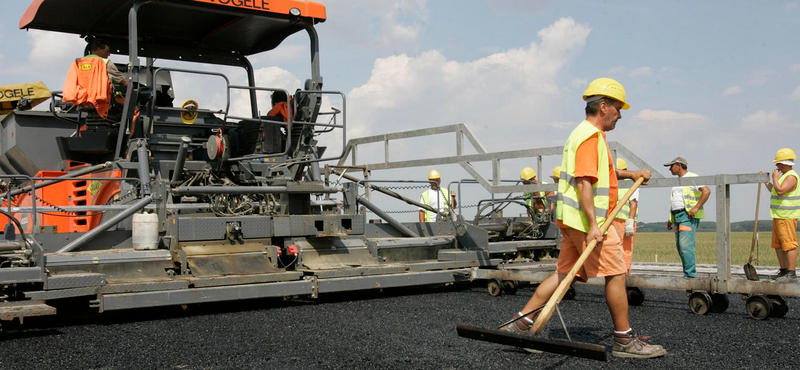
[457,177,645,361]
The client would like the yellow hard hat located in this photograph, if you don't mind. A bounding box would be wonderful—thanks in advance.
[428,169,441,180]
[616,158,628,170]
[774,148,797,163]
[520,167,536,181]
[551,166,561,179]
[583,77,630,110]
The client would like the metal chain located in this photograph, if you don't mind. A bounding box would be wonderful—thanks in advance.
[356,183,429,191]
[33,193,73,214]
[365,203,480,215]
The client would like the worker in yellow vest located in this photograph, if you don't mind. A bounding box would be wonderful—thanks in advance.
[665,156,710,278]
[499,78,664,359]
[765,148,799,281]
[613,158,639,273]
[520,167,546,213]
[418,169,456,222]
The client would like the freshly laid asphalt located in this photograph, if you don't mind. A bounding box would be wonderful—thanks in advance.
[0,282,798,370]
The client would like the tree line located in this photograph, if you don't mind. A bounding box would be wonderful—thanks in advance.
[636,220,788,232]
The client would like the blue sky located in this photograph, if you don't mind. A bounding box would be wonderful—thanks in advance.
[1,0,799,223]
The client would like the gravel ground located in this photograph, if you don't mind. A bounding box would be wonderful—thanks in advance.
[0,283,798,370]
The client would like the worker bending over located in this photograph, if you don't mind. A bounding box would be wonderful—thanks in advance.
[766,148,799,281]
[419,170,456,222]
[500,78,664,359]
[665,157,710,279]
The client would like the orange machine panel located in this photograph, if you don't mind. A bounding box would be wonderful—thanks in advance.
[3,170,122,234]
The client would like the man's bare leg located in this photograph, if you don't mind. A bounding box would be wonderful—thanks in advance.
[605,274,629,331]
[519,273,565,318]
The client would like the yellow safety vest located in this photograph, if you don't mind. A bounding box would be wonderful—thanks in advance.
[615,186,638,221]
[669,172,705,222]
[524,181,547,210]
[556,120,611,232]
[770,169,800,219]
[421,189,451,222]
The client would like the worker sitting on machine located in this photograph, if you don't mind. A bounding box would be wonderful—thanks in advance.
[62,38,127,119]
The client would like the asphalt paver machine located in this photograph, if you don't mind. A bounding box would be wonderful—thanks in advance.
[0,0,495,326]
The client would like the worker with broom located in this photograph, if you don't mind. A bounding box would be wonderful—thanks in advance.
[499,78,665,359]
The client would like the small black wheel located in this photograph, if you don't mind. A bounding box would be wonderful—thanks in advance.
[689,291,712,315]
[709,293,729,313]
[627,287,645,306]
[563,285,576,301]
[487,279,503,297]
[767,295,789,318]
[746,295,773,320]
[503,280,518,295]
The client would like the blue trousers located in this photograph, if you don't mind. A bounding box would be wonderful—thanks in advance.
[673,210,698,278]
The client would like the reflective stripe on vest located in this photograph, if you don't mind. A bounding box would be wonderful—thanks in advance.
[770,170,800,219]
[668,172,705,222]
[556,120,611,232]
[615,187,638,221]
[421,189,450,222]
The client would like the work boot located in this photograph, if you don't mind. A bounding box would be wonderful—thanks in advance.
[612,330,667,359]
[776,270,797,282]
[499,312,532,334]
[498,313,542,354]
[772,268,788,280]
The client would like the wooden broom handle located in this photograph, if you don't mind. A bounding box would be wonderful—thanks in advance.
[531,177,645,335]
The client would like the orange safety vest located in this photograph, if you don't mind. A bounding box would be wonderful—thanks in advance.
[63,57,111,118]
[267,101,288,122]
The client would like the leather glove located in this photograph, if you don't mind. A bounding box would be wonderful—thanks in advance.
[624,218,635,236]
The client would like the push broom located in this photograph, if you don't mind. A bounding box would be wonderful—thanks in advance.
[457,177,645,361]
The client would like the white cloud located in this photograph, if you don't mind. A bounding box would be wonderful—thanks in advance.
[791,64,800,72]
[27,30,85,68]
[785,2,799,10]
[324,0,430,47]
[722,86,743,96]
[346,17,591,139]
[634,109,708,124]
[629,66,652,77]
[740,110,791,130]
[571,78,587,88]
[548,121,573,128]
[791,86,800,101]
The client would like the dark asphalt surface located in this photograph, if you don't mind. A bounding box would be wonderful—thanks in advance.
[0,283,798,370]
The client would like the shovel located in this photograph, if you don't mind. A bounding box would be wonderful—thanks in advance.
[743,183,761,281]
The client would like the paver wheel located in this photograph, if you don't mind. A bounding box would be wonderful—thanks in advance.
[689,291,712,315]
[487,279,503,297]
[767,295,789,318]
[709,293,729,313]
[745,295,772,320]
[502,280,518,295]
[626,287,645,306]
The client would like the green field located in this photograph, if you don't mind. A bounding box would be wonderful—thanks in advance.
[632,231,792,267]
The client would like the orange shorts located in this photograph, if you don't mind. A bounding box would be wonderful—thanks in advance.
[612,220,636,273]
[556,219,627,282]
[771,218,798,252]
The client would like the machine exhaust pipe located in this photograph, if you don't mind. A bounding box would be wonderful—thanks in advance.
[170,136,192,185]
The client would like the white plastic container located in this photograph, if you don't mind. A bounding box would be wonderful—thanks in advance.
[132,212,159,250]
